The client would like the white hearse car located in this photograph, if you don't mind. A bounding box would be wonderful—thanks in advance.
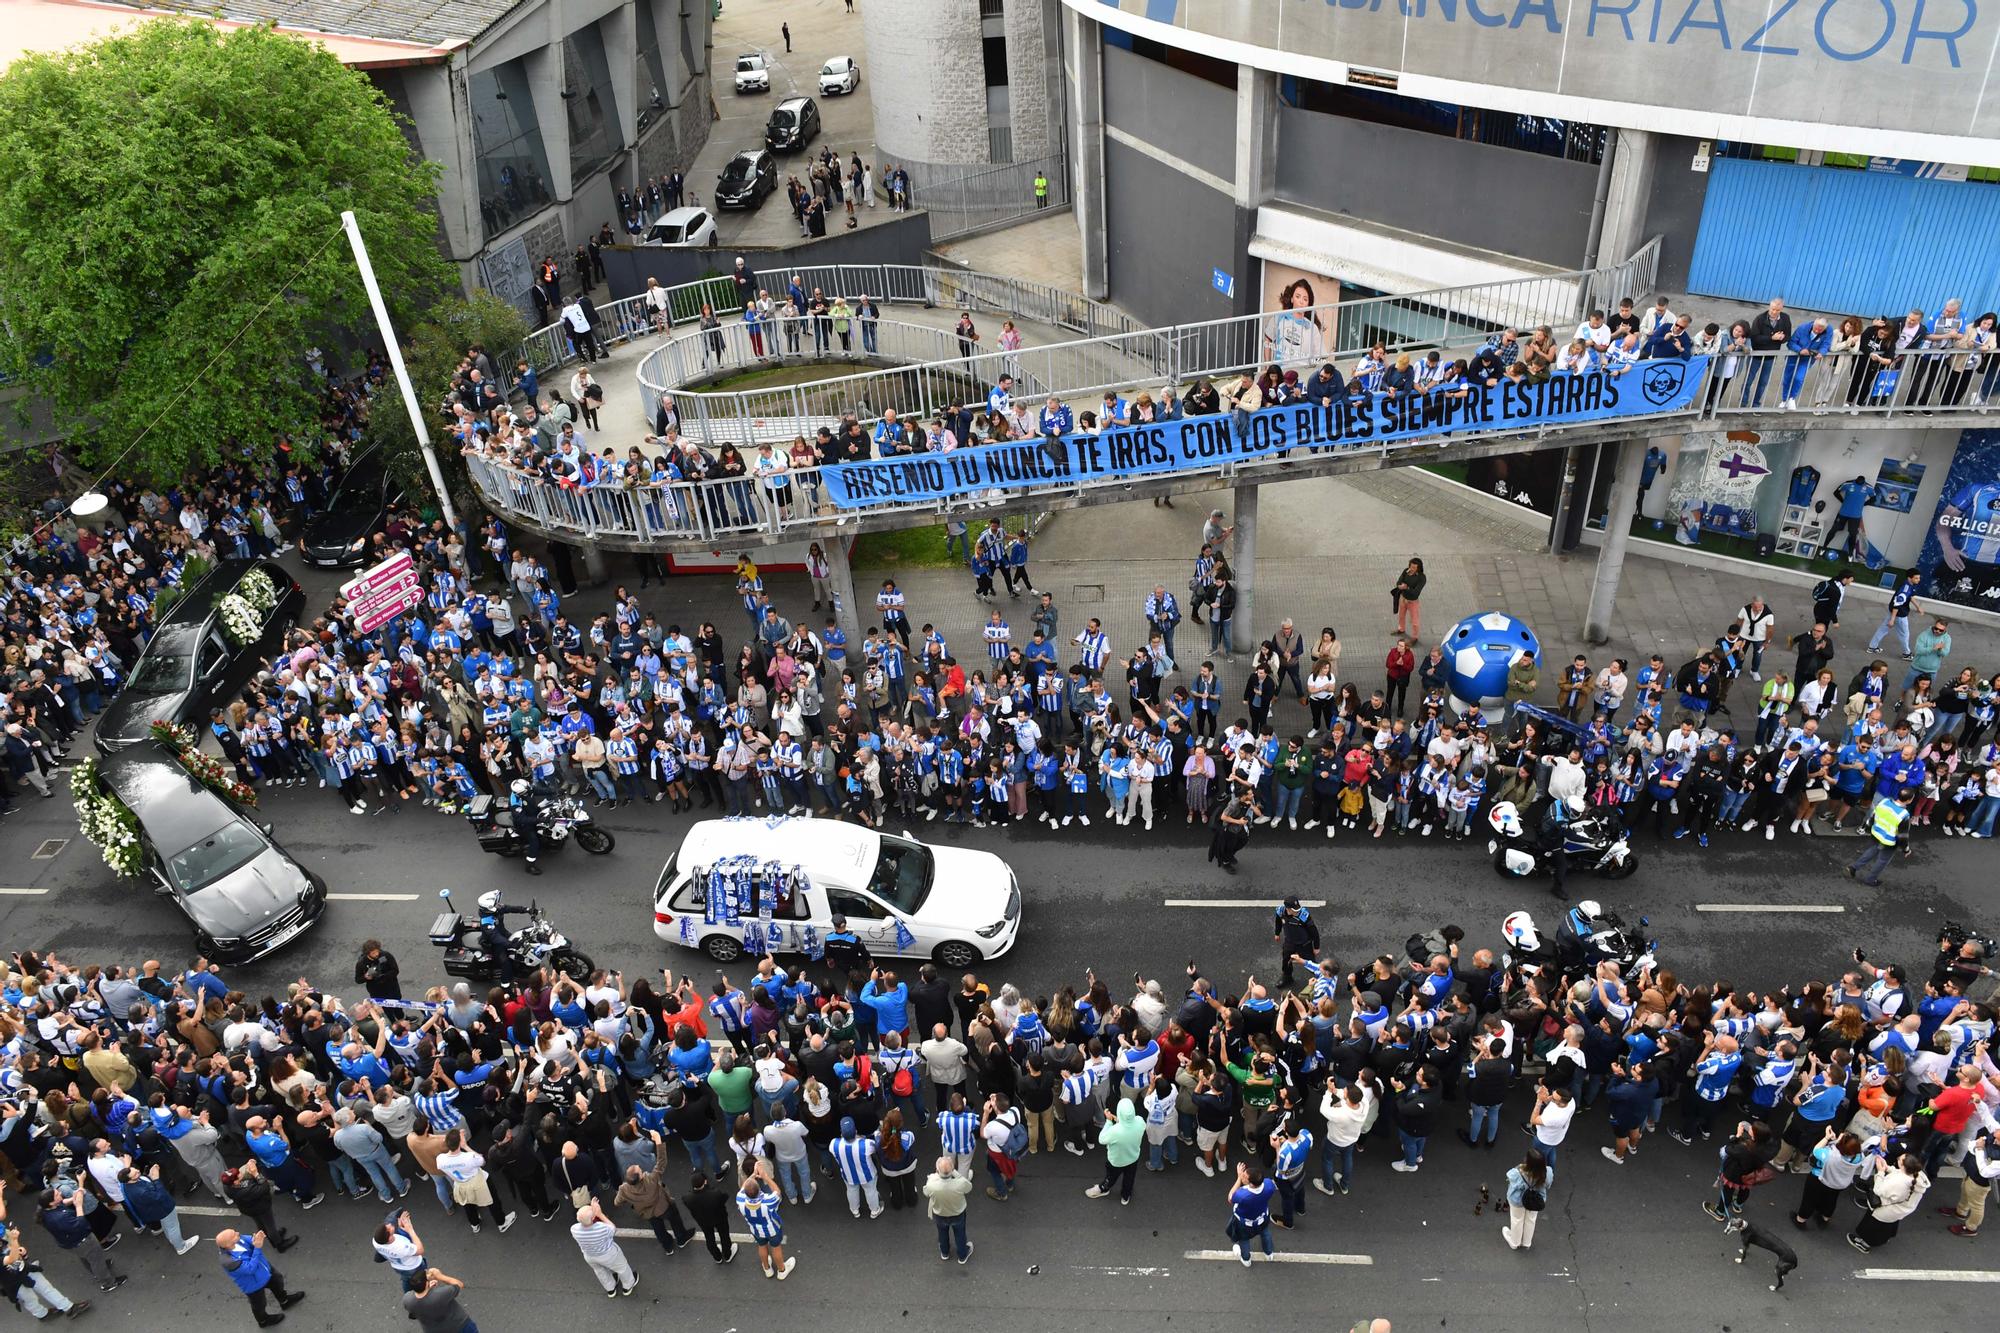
[652,818,1019,968]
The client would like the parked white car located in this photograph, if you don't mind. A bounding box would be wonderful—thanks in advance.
[643,206,717,247]
[652,818,1020,968]
[735,52,769,94]
[818,56,860,96]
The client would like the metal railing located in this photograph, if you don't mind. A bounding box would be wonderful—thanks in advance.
[464,347,1999,548]
[520,262,1131,378]
[1328,237,1662,358]
[907,152,1070,241]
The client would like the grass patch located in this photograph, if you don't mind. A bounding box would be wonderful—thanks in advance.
[853,512,1040,571]
[702,359,896,393]
[853,524,961,570]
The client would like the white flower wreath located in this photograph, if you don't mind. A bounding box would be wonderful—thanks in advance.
[217,592,261,647]
[237,566,279,615]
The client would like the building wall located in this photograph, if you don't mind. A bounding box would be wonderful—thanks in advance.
[1001,0,1060,162]
[1100,44,1234,184]
[1270,105,1595,270]
[1640,135,1711,293]
[408,0,715,307]
[861,0,989,166]
[1073,0,2000,167]
[1102,136,1236,329]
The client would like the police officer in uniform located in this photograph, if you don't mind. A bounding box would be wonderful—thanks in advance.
[823,914,872,982]
[1539,795,1574,900]
[475,891,534,984]
[507,778,546,875]
[1272,896,1321,989]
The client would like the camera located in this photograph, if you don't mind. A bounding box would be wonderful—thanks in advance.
[1942,920,1998,959]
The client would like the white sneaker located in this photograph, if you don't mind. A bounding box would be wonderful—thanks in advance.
[1740,819,1758,832]
[1085,1185,1109,1199]
[1195,1158,1215,1177]
[1750,671,1761,681]
[1421,824,1433,836]
[1601,1147,1625,1165]
[1801,820,1814,836]
[1390,1161,1417,1173]
[1143,817,1152,830]
[1303,819,1319,830]
[1288,817,1298,831]
[175,1236,201,1255]
[1327,826,1336,839]
[1789,819,1803,833]
[1062,816,1072,826]
[1079,815,1090,826]
[1765,824,1776,840]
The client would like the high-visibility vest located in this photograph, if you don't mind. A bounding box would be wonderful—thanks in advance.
[1034,174,1048,198]
[1869,798,1908,847]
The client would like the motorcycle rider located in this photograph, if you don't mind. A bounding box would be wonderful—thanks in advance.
[1538,795,1573,900]
[474,890,534,984]
[507,778,547,875]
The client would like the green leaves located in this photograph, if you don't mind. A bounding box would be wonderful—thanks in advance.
[0,20,452,482]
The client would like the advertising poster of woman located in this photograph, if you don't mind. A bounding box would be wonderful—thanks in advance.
[1259,262,1335,372]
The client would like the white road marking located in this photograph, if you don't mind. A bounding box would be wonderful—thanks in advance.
[179,1206,237,1217]
[1073,1265,1171,1277]
[1163,899,1326,909]
[1694,904,1846,913]
[1183,1249,1372,1265]
[0,889,48,896]
[1855,1268,2000,1282]
[614,1227,754,1243]
[327,893,422,901]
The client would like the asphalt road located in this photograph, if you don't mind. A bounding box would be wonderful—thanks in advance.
[5,564,1998,1330]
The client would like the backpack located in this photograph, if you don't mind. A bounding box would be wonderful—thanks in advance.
[1519,1183,1547,1212]
[890,1065,915,1097]
[1001,1114,1029,1159]
[1811,578,1836,604]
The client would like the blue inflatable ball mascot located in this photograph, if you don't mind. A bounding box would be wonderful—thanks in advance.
[1442,611,1541,713]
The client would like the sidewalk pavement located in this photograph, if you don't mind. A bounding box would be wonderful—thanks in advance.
[569,463,2000,730]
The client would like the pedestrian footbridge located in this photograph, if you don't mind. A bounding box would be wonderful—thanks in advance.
[470,244,1996,556]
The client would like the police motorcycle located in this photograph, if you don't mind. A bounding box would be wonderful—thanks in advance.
[1486,798,1637,881]
[1501,901,1657,984]
[466,783,615,858]
[429,889,595,981]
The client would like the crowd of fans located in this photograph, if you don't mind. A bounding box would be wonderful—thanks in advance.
[0,897,1991,1318]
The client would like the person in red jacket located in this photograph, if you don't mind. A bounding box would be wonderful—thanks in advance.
[1920,1064,1994,1178]
[1385,638,1416,717]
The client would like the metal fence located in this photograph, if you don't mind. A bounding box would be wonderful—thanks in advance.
[466,346,1998,549]
[520,261,1130,379]
[907,153,1070,241]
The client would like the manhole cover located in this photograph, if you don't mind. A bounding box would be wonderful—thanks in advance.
[31,839,68,859]
[1074,584,1105,602]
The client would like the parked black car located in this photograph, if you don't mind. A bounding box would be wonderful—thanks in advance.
[100,741,326,963]
[94,557,305,754]
[715,149,779,210]
[300,447,404,567]
[765,96,820,151]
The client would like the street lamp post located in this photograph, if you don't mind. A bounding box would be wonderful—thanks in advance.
[339,209,459,533]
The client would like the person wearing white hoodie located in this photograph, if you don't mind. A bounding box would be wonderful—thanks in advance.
[1316,1080,1372,1196]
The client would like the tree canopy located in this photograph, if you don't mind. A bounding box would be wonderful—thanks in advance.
[365,289,528,516]
[0,20,452,483]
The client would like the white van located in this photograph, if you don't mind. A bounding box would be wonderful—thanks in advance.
[652,818,1020,968]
